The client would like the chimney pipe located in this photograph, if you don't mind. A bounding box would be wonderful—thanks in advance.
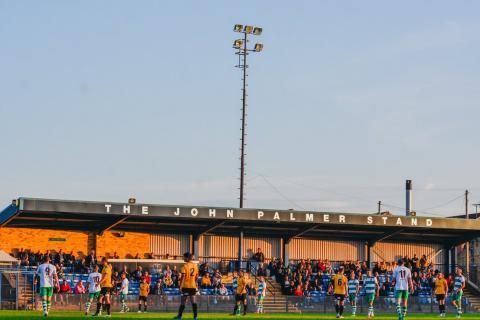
[406,180,412,216]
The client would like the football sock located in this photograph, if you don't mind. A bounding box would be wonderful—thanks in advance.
[144,305,147,312]
[352,304,357,315]
[95,302,102,315]
[396,304,401,315]
[106,303,111,315]
[339,305,344,316]
[192,303,198,318]
[401,306,407,317]
[178,304,186,317]
[243,303,248,314]
[46,300,51,312]
[41,300,48,314]
[335,304,339,314]
[368,305,373,315]
[86,301,91,313]
[139,304,142,311]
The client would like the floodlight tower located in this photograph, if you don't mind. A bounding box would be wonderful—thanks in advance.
[233,24,263,209]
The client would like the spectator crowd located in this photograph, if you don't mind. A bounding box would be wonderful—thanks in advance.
[265,254,455,298]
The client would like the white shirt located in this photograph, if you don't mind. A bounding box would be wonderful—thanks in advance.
[120,278,129,294]
[87,272,102,293]
[393,266,411,291]
[37,263,57,288]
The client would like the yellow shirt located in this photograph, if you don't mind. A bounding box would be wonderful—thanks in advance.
[435,278,448,295]
[101,264,113,288]
[139,282,150,296]
[236,276,248,295]
[332,274,348,295]
[201,276,211,286]
[180,262,199,289]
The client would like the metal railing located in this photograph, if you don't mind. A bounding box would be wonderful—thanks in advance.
[16,294,475,314]
[0,270,36,310]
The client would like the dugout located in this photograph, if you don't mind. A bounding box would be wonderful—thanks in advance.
[1,197,480,274]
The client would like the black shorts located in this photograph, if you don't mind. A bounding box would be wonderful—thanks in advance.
[181,288,197,296]
[235,294,247,302]
[334,294,345,302]
[100,287,113,296]
[436,294,446,301]
[139,295,148,302]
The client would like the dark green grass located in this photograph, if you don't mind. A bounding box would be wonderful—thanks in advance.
[0,311,477,319]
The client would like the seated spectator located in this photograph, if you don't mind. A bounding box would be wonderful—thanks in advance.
[112,252,120,259]
[293,285,303,297]
[152,279,164,295]
[74,280,86,294]
[212,270,222,288]
[59,280,72,293]
[164,275,174,288]
[218,283,229,296]
[201,273,212,288]
[131,266,143,281]
[144,271,152,285]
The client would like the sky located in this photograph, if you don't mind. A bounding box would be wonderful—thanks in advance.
[1,0,479,217]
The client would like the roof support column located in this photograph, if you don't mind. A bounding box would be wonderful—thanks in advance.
[238,230,244,271]
[466,241,471,279]
[189,233,200,259]
[365,241,372,268]
[283,238,290,267]
[367,241,375,269]
[451,246,457,276]
[444,245,451,275]
[194,236,200,259]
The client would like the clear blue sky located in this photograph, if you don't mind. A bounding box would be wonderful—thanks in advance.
[1,0,479,216]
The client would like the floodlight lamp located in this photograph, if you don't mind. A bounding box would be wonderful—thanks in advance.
[234,24,243,32]
[244,25,254,34]
[253,27,263,35]
[233,39,244,49]
[254,43,264,52]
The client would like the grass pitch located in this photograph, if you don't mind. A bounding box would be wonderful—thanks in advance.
[0,311,477,319]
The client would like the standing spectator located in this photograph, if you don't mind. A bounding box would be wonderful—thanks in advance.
[85,250,96,271]
[253,248,265,263]
[112,271,121,292]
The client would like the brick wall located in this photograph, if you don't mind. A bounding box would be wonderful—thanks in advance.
[96,231,150,259]
[0,228,152,260]
[0,227,89,257]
